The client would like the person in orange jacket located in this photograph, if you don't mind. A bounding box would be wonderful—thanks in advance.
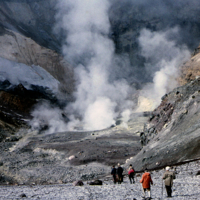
[140,168,153,199]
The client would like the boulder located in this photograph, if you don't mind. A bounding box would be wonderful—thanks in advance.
[73,180,84,186]
[20,193,27,198]
[88,180,103,185]
[196,170,200,176]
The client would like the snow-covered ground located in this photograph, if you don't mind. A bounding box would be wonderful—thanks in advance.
[0,161,199,200]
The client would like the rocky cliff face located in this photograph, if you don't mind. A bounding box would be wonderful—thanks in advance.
[129,75,200,171]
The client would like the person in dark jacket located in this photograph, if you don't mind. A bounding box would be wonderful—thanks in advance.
[140,168,153,199]
[117,163,123,184]
[127,164,135,184]
[163,166,176,198]
[111,165,117,184]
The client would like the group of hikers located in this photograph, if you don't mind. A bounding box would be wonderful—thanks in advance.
[111,164,176,199]
[111,163,136,185]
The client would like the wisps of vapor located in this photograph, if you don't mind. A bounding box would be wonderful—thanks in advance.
[136,28,190,112]
[30,103,69,134]
[60,0,135,131]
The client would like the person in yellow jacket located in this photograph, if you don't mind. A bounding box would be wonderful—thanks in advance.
[162,166,176,198]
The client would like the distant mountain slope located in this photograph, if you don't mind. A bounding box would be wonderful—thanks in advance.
[0,0,60,52]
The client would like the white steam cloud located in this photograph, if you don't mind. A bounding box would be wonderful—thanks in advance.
[47,0,135,131]
[30,103,68,134]
[136,28,190,112]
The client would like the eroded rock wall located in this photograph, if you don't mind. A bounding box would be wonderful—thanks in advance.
[129,77,200,171]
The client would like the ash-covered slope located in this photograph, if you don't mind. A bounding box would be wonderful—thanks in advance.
[0,114,147,185]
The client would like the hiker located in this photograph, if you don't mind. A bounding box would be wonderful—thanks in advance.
[127,164,135,184]
[111,165,117,184]
[140,168,153,199]
[163,166,176,198]
[117,163,124,184]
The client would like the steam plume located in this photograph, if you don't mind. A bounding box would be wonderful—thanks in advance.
[136,28,190,111]
[54,0,135,131]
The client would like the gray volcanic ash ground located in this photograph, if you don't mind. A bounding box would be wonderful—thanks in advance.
[0,161,200,200]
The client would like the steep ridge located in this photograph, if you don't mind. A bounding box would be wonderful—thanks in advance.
[125,46,200,171]
[129,74,200,171]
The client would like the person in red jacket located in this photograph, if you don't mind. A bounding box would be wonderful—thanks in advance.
[127,164,135,184]
[140,168,153,199]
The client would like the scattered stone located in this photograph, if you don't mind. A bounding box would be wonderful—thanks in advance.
[156,162,160,166]
[73,180,84,186]
[69,155,75,160]
[196,170,200,175]
[20,193,27,198]
[88,180,103,185]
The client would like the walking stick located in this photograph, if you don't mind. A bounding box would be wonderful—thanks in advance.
[162,178,163,198]
[141,183,145,199]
